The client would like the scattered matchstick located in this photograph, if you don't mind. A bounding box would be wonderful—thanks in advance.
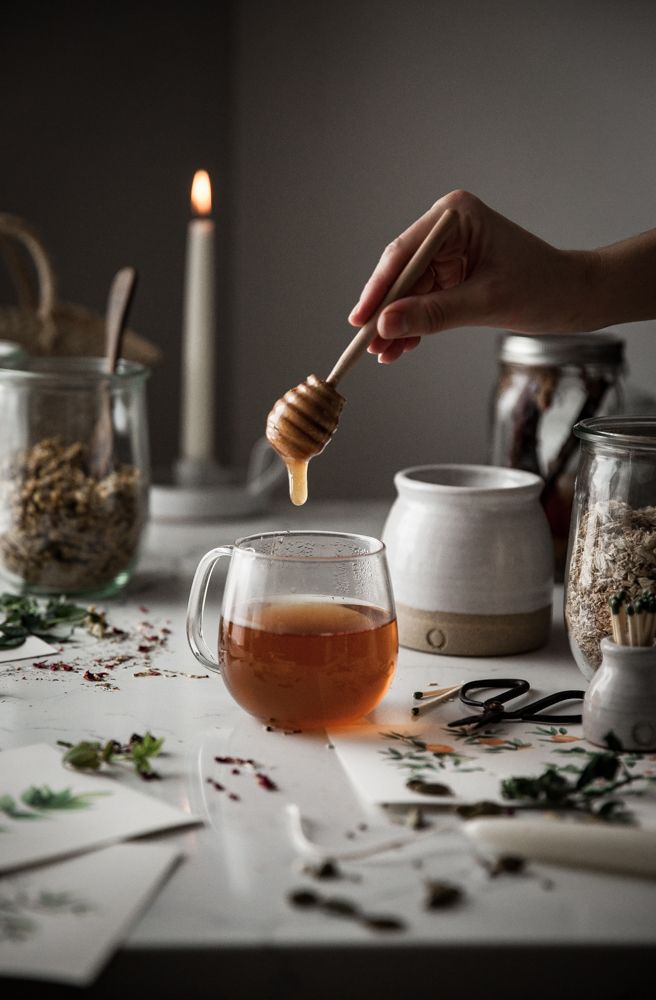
[411,682,463,717]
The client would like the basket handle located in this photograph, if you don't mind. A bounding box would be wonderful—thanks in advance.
[0,213,58,349]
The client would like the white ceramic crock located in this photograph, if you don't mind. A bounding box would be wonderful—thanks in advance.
[382,464,553,656]
[583,637,656,750]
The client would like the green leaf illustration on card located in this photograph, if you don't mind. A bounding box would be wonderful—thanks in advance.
[379,731,484,777]
[21,785,110,812]
[0,794,40,820]
[0,886,93,942]
[1,785,111,826]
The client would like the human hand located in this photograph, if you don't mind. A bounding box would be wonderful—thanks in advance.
[348,190,595,363]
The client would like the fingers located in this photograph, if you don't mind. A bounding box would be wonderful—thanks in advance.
[377,280,488,339]
[348,210,444,327]
[367,334,421,364]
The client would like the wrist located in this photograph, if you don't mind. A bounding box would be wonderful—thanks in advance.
[555,249,606,332]
[565,230,656,330]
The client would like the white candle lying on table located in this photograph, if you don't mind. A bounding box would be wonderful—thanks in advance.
[180,169,215,465]
[464,817,656,878]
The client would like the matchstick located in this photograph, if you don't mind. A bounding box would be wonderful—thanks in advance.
[411,683,463,717]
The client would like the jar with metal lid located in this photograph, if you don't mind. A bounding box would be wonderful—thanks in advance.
[0,357,150,598]
[490,332,625,579]
[565,416,656,680]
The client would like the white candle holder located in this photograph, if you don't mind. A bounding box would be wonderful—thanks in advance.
[149,438,284,522]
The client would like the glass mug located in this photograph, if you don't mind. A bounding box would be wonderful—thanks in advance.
[186,531,398,729]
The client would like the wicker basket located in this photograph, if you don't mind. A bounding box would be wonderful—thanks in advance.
[0,213,161,365]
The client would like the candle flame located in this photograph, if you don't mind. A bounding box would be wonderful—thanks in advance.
[191,170,212,215]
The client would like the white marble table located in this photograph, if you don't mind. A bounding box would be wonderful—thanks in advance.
[3,500,655,1000]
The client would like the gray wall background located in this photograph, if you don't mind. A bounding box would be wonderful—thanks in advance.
[3,0,655,502]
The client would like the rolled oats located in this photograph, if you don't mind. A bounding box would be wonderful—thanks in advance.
[565,499,656,669]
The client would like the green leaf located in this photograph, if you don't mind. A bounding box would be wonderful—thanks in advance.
[603,731,624,752]
[0,592,94,649]
[60,733,164,780]
[575,753,619,790]
[128,732,163,775]
[62,742,103,771]
[0,625,29,649]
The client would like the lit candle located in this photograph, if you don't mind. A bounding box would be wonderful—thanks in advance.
[180,169,215,465]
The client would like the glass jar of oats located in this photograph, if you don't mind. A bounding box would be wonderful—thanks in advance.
[564,416,656,679]
[0,357,150,598]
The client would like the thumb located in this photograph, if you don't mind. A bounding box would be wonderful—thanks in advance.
[379,282,491,338]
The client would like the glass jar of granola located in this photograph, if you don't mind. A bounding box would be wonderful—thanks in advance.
[0,357,150,597]
[490,332,625,580]
[564,416,656,679]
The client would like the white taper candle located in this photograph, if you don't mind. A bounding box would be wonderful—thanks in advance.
[180,169,215,464]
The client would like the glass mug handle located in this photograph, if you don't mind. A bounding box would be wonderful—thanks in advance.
[186,545,233,673]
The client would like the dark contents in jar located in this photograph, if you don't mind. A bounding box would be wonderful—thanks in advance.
[0,437,145,592]
[498,364,616,578]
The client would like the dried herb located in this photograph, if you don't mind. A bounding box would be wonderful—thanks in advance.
[321,897,359,917]
[287,889,319,908]
[455,800,511,820]
[210,755,279,794]
[0,437,145,593]
[501,736,643,821]
[301,859,341,879]
[287,887,405,932]
[485,855,526,876]
[58,732,164,780]
[255,772,278,791]
[424,880,463,909]
[360,914,406,932]
[406,778,453,797]
[0,592,95,648]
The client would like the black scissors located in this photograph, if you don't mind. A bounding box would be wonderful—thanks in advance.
[447,678,584,732]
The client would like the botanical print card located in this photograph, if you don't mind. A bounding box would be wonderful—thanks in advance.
[0,744,201,874]
[0,842,180,985]
[0,635,56,665]
[328,668,656,813]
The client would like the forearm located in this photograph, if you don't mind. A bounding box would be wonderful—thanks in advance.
[569,229,656,331]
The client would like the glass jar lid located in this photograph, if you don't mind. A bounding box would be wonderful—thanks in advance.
[498,331,624,367]
[574,416,656,453]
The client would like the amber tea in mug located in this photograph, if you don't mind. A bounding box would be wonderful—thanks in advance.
[187,531,398,729]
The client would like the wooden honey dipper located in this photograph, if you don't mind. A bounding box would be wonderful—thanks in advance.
[266,209,458,505]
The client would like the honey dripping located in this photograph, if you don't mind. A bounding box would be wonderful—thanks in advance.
[287,458,309,506]
[266,374,345,505]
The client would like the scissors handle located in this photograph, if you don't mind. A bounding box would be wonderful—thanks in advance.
[447,684,584,730]
[459,678,530,707]
[448,679,530,730]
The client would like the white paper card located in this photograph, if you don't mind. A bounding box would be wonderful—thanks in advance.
[0,842,181,985]
[0,744,201,874]
[0,636,56,665]
[328,664,656,812]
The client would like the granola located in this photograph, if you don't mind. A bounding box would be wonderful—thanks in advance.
[565,499,656,670]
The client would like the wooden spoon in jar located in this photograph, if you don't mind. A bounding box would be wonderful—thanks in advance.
[266,209,458,504]
[88,267,138,479]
